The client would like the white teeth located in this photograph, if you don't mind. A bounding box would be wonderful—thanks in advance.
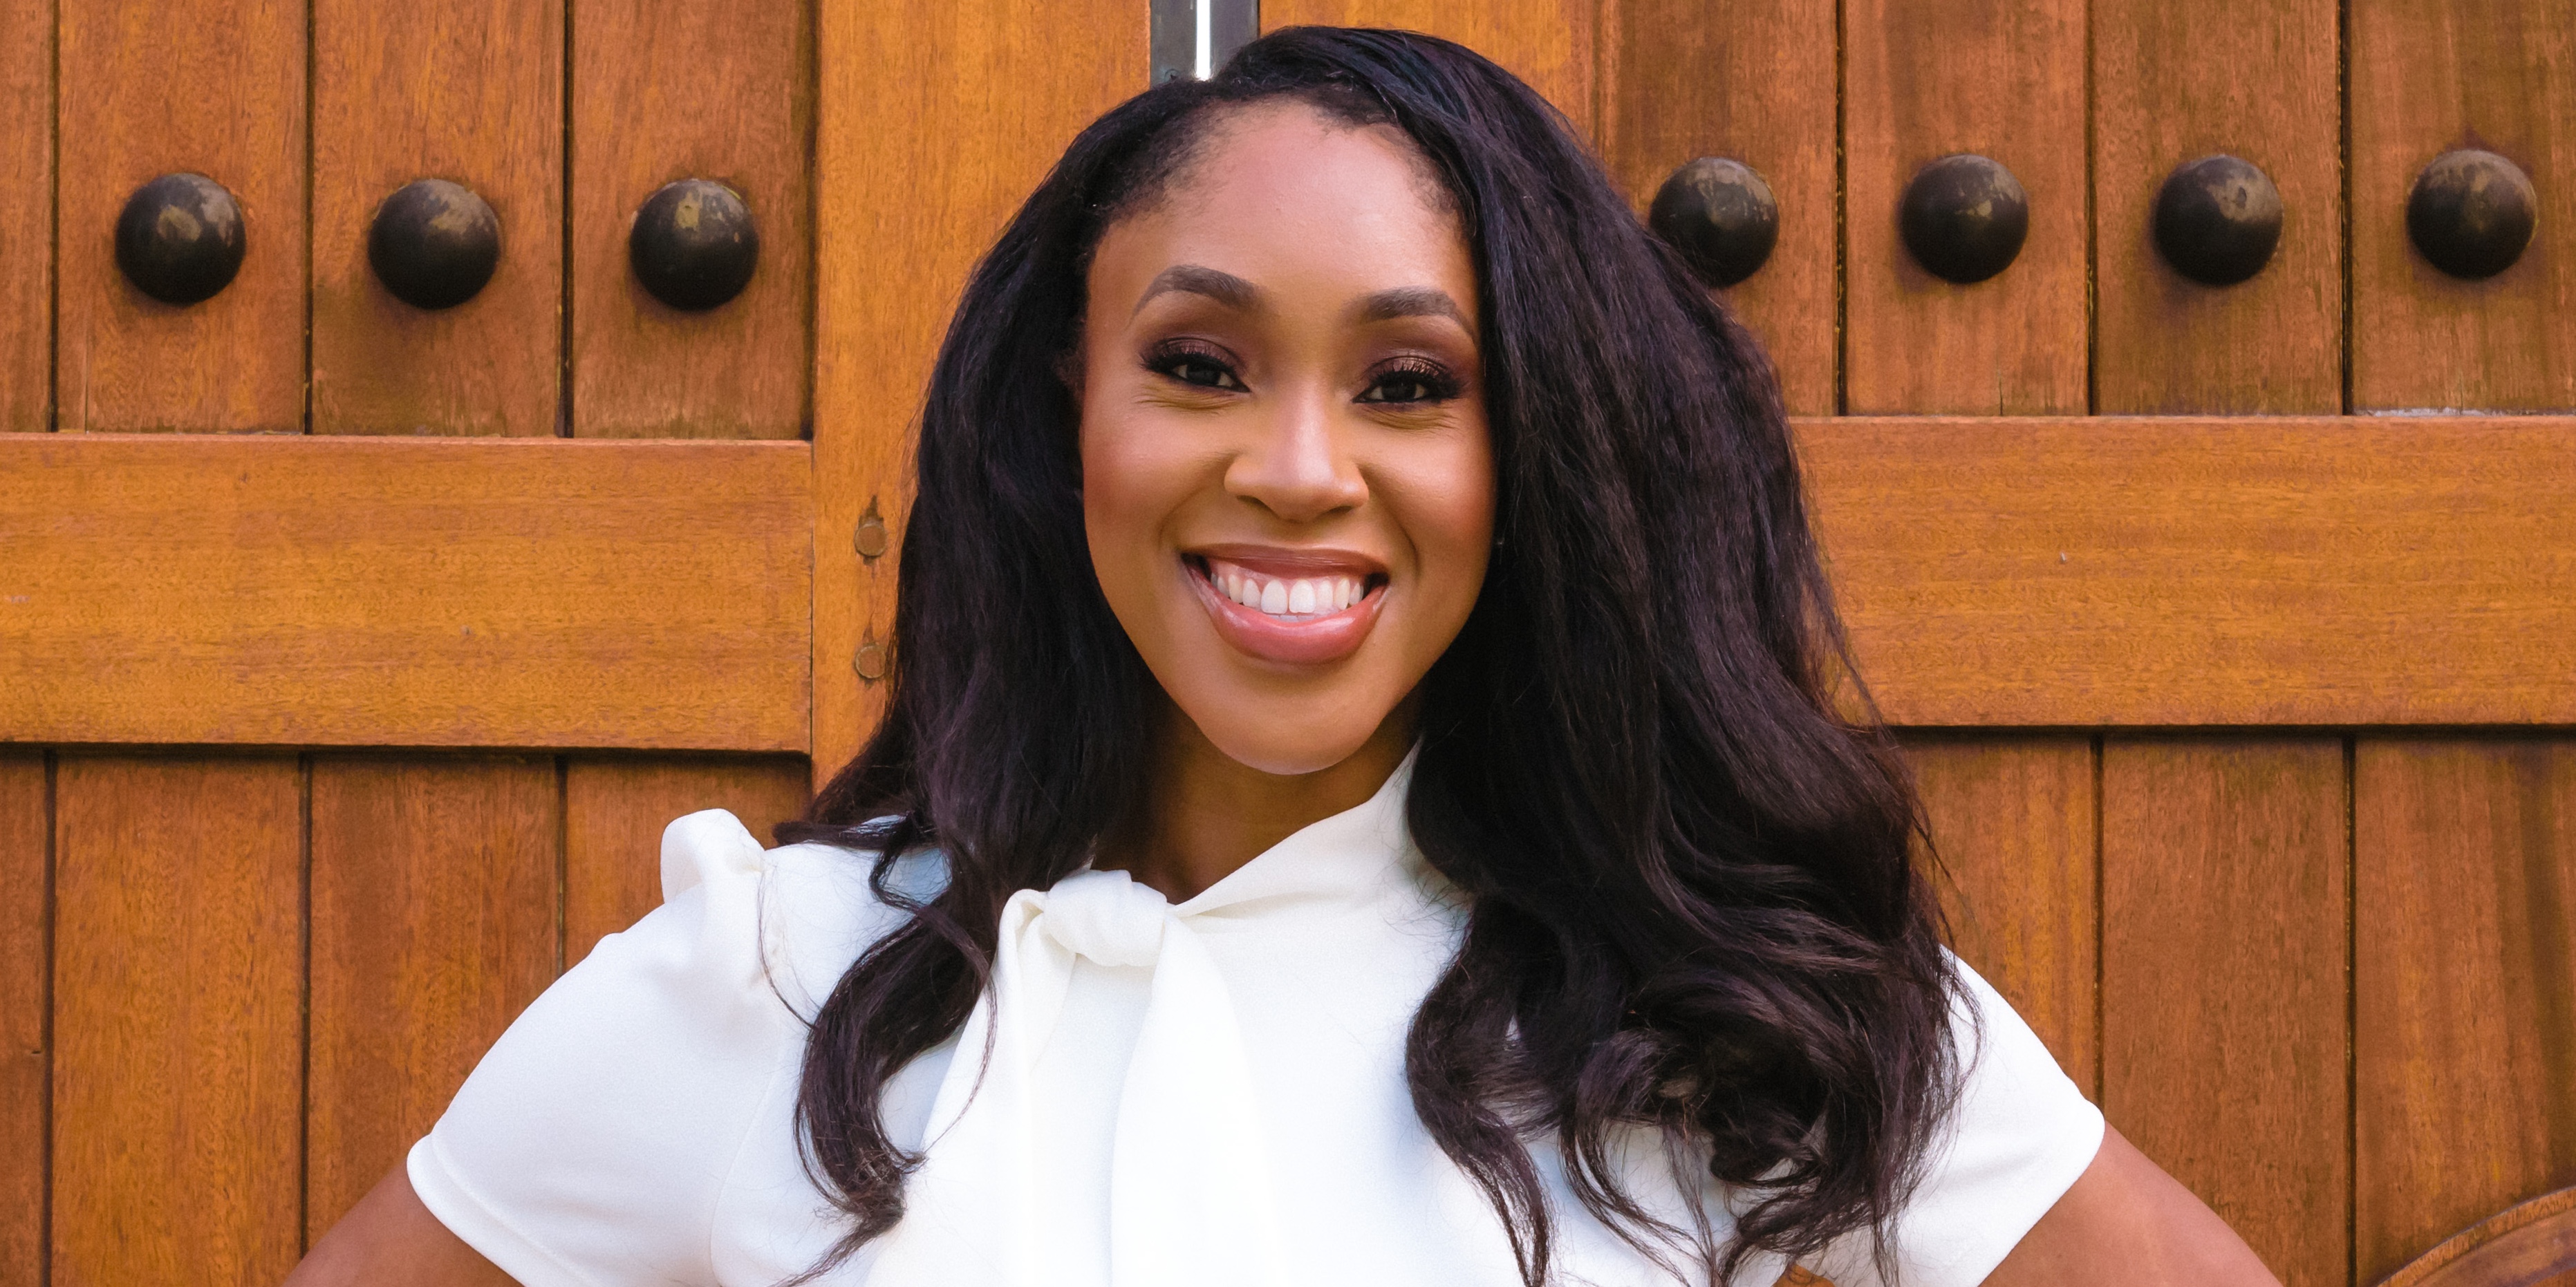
[1204,558,1372,618]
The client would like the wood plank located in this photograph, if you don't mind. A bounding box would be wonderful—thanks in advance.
[0,755,44,1287]
[2351,0,2576,412]
[2091,0,2341,413]
[10,417,2575,746]
[2101,738,2346,1287]
[1904,734,2098,1093]
[50,757,302,1286]
[1842,0,2087,414]
[310,0,561,435]
[0,435,810,750]
[1258,0,1595,140]
[1800,416,2576,726]
[307,757,559,1238]
[812,0,1141,778]
[0,0,49,431]
[1601,0,1835,415]
[565,755,810,961]
[55,0,304,432]
[570,0,810,439]
[2355,739,2576,1282]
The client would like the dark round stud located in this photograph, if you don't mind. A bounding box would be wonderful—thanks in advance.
[114,172,246,306]
[2152,155,2284,287]
[1898,153,2028,285]
[629,179,759,311]
[367,179,501,310]
[1648,158,1780,288]
[2407,149,2537,281]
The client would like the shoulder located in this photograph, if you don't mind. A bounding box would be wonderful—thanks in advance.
[407,810,940,1287]
[1808,952,2106,1287]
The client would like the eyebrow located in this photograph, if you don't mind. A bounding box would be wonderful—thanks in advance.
[1352,285,1468,328]
[1132,264,1263,317]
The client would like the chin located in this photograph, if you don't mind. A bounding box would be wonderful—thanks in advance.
[1190,706,1388,778]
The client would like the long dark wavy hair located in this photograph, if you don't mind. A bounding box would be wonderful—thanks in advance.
[781,26,1959,1286]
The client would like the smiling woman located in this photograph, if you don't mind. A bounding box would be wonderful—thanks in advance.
[1079,103,1492,782]
[287,26,2277,1287]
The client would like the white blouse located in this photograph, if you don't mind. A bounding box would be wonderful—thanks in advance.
[410,760,2103,1287]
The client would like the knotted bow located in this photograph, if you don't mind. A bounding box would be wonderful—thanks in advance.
[864,867,1294,1287]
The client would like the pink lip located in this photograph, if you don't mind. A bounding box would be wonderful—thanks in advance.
[1184,544,1388,666]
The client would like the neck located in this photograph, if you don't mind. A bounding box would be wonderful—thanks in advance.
[1105,697,1416,903]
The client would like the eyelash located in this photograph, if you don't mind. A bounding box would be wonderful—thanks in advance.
[1356,357,1465,406]
[1142,343,1466,406]
[1144,341,1243,392]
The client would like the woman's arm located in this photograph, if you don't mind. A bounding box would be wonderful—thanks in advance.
[285,1166,519,1287]
[1982,1126,2280,1287]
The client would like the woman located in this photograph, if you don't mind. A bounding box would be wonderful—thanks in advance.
[294,27,2276,1287]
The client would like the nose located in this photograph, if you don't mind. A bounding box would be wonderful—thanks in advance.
[1223,384,1367,524]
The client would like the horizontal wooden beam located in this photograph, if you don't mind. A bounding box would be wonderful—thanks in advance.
[6,418,2568,749]
[1804,416,2576,726]
[0,435,811,751]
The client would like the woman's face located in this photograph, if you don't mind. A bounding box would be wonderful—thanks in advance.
[1078,103,1494,777]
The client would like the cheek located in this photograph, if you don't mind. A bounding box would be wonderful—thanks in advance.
[1079,406,1201,602]
[1388,430,1497,620]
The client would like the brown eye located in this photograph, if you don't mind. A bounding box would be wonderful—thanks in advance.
[1146,344,1245,391]
[1356,361,1463,405]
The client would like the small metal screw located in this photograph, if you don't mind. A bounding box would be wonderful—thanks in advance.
[855,511,888,561]
[853,638,887,682]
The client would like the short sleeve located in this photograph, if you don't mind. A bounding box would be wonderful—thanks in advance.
[407,810,910,1287]
[1811,953,2106,1287]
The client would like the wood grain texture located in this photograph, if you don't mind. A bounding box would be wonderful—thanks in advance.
[307,758,559,1238]
[1842,0,2087,414]
[0,0,50,431]
[1261,0,1595,140]
[1905,734,2098,1092]
[50,757,303,1287]
[2376,1185,2576,1287]
[2351,0,2576,412]
[2356,740,2576,1283]
[55,0,304,432]
[572,0,810,439]
[310,0,561,435]
[0,755,43,1287]
[2091,0,2341,413]
[565,755,810,961]
[2102,738,2348,1287]
[1800,416,2576,726]
[1602,0,1835,414]
[0,435,810,750]
[812,0,1141,779]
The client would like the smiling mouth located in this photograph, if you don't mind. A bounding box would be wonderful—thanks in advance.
[1192,555,1385,619]
[1182,550,1390,665]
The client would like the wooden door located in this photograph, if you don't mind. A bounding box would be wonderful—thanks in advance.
[3,1,2570,1284]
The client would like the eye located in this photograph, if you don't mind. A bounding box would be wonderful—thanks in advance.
[1356,359,1465,406]
[1145,342,1245,391]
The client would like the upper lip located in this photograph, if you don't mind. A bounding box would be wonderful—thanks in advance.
[1186,543,1388,579]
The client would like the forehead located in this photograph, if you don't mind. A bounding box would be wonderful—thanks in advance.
[1094,102,1472,299]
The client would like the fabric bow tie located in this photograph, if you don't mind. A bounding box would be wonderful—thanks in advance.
[864,866,1293,1287]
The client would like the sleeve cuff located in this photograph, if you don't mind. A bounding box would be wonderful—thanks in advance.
[407,1132,608,1287]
